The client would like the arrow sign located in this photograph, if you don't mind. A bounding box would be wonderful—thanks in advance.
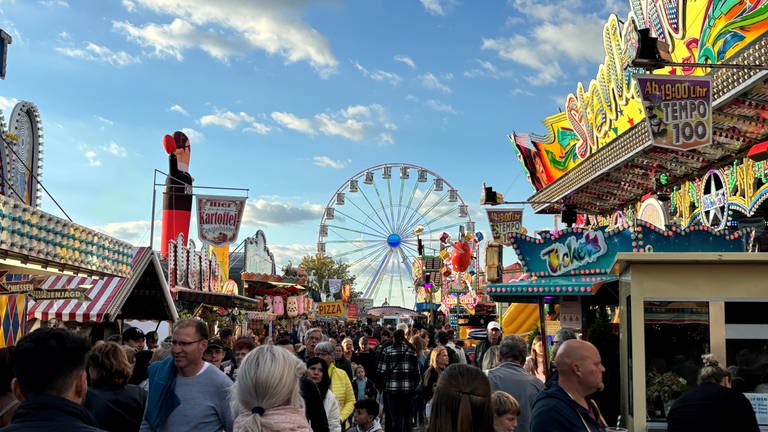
[28,288,91,301]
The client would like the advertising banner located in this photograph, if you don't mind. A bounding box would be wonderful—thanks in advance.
[486,208,524,245]
[636,74,712,151]
[317,301,345,318]
[328,279,342,294]
[347,303,358,320]
[196,195,247,246]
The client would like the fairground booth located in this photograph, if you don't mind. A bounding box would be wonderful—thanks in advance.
[26,246,177,341]
[489,1,768,430]
[0,101,139,347]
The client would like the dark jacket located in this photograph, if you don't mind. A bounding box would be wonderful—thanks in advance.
[474,338,492,368]
[351,377,377,401]
[530,381,606,432]
[300,376,330,432]
[84,385,147,432]
[335,358,354,382]
[1,395,106,432]
[667,382,759,432]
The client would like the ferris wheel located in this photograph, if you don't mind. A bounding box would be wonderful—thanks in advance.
[317,163,473,308]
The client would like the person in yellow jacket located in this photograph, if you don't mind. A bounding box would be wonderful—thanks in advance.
[316,341,356,427]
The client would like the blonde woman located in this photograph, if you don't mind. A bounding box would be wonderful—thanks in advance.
[232,345,311,432]
[422,346,449,401]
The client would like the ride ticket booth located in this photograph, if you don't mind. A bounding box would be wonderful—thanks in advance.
[612,252,768,432]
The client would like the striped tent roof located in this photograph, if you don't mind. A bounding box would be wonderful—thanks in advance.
[27,247,176,323]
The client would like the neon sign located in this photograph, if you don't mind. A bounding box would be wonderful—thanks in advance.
[539,230,608,275]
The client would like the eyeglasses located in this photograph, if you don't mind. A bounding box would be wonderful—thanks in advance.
[171,339,203,347]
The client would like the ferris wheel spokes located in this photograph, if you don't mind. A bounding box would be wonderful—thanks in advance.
[365,249,394,299]
[371,180,396,230]
[331,207,390,238]
[396,184,436,235]
[346,196,391,236]
[357,187,394,235]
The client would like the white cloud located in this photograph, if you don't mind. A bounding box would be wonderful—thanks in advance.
[116,0,338,76]
[95,115,114,125]
[419,72,452,94]
[114,18,237,62]
[315,114,365,141]
[84,150,101,167]
[122,0,136,12]
[463,59,514,79]
[313,156,350,169]
[102,142,127,157]
[0,96,20,114]
[93,220,158,247]
[181,127,204,144]
[267,243,318,269]
[482,0,613,85]
[242,198,323,226]
[425,99,456,114]
[270,112,315,135]
[510,88,535,97]
[56,42,140,66]
[420,0,445,15]
[58,31,71,41]
[199,110,254,129]
[352,61,401,86]
[243,122,272,135]
[39,0,68,7]
[394,55,416,69]
[169,104,189,116]
[271,104,395,144]
[377,133,394,145]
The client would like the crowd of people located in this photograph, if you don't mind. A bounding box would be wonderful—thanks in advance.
[0,317,761,432]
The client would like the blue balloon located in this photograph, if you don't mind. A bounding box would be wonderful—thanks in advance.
[475,232,484,241]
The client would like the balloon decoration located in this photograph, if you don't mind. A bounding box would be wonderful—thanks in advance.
[450,239,472,272]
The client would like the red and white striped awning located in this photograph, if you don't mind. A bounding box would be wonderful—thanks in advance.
[27,275,127,322]
[26,247,173,323]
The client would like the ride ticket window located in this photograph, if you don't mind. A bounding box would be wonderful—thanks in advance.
[644,301,710,421]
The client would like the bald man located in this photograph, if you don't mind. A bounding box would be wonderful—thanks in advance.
[530,340,608,432]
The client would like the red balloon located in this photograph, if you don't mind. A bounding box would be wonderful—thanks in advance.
[451,241,472,272]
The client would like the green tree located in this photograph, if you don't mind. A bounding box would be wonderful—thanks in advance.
[299,254,357,301]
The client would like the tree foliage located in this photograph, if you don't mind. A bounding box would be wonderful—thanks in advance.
[299,254,357,300]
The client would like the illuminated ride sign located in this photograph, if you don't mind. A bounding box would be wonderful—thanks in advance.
[539,230,608,276]
[509,224,749,277]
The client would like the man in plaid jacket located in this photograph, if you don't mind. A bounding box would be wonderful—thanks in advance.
[376,329,420,432]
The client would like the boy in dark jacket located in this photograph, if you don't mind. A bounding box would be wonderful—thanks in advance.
[351,366,377,401]
[2,328,106,432]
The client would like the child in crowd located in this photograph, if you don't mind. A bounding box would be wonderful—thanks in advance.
[491,390,520,432]
[346,398,382,432]
[351,366,377,401]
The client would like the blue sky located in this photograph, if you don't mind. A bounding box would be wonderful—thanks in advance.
[0,0,630,277]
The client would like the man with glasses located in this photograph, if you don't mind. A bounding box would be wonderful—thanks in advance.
[140,319,233,432]
[297,327,324,361]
